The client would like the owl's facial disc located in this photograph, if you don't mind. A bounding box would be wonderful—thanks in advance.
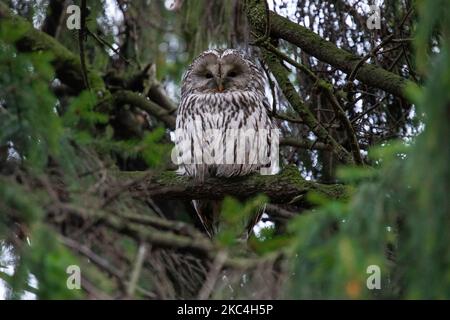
[190,53,250,94]
[199,64,241,93]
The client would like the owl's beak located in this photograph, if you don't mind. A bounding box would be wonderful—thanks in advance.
[214,75,224,92]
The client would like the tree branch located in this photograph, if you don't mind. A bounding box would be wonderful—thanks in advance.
[0,4,178,131]
[41,0,66,38]
[112,90,176,129]
[0,1,105,93]
[113,90,175,129]
[260,48,355,164]
[118,166,349,205]
[245,0,414,100]
[280,137,332,151]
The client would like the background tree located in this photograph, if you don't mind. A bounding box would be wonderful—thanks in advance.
[0,0,448,299]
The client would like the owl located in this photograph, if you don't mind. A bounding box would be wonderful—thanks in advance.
[175,49,276,238]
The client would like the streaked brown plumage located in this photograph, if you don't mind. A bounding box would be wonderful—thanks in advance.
[176,49,276,238]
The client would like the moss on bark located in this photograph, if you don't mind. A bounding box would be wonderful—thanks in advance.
[245,0,414,100]
[119,166,349,205]
[0,2,105,95]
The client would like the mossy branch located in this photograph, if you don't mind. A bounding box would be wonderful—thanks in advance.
[258,42,363,164]
[0,3,177,130]
[245,0,414,100]
[0,1,105,94]
[260,48,355,164]
[118,166,349,205]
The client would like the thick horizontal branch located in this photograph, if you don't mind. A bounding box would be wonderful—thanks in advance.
[119,166,348,204]
[245,0,414,99]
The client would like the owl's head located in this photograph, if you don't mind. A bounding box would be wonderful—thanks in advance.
[181,49,264,97]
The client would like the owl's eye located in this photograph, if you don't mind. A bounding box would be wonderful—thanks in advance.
[205,72,213,79]
[227,71,238,78]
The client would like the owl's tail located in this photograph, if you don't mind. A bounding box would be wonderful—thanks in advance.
[192,200,264,239]
[192,200,221,238]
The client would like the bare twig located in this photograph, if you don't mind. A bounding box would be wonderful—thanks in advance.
[87,28,135,66]
[127,243,148,297]
[197,250,228,300]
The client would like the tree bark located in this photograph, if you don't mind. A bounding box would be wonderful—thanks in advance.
[245,0,413,100]
[119,166,349,204]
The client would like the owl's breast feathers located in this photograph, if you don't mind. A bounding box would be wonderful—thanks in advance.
[176,91,276,180]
